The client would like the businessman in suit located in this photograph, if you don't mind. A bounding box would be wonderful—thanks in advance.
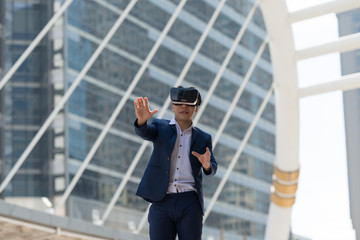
[133,86,217,240]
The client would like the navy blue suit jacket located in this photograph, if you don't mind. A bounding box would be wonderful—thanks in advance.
[134,118,217,214]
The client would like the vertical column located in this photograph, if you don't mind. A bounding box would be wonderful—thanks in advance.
[50,1,66,216]
[0,0,6,198]
[260,0,300,239]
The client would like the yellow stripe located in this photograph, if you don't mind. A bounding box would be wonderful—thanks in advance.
[274,166,299,181]
[271,193,296,207]
[273,180,298,195]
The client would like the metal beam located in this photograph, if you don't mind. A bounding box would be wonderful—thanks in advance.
[296,32,360,61]
[133,0,229,233]
[95,0,188,224]
[194,0,261,125]
[299,72,360,98]
[135,1,262,232]
[0,0,138,194]
[0,0,74,91]
[203,85,274,223]
[260,0,299,239]
[56,0,166,209]
[212,36,268,148]
[289,0,360,23]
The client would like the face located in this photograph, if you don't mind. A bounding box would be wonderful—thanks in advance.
[172,103,198,122]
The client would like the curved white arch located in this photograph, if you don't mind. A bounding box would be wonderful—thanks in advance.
[261,0,360,239]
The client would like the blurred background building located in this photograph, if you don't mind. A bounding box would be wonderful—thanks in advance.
[337,9,360,240]
[0,0,275,239]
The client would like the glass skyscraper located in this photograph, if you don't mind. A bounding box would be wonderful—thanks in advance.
[0,1,52,196]
[0,0,275,239]
[338,9,360,240]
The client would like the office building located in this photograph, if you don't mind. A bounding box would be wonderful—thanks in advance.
[337,9,360,240]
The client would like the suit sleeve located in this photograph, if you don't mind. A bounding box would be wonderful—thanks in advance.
[134,118,158,141]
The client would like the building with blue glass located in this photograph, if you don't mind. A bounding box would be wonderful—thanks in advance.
[0,0,275,239]
[338,9,360,240]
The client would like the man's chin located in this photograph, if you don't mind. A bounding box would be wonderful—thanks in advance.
[176,116,192,121]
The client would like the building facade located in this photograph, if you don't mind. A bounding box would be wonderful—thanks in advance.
[0,0,275,239]
[337,9,360,240]
[0,0,53,197]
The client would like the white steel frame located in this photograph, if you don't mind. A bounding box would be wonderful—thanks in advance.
[0,0,138,194]
[134,0,230,231]
[136,1,265,232]
[56,0,188,213]
[0,0,360,240]
[261,0,360,239]
[0,0,74,91]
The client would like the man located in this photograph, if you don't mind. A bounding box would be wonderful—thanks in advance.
[133,86,218,240]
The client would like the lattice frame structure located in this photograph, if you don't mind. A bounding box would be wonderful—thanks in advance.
[261,0,360,239]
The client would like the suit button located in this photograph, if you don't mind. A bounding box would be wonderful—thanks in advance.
[168,157,170,160]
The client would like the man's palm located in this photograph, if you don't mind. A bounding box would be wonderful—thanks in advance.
[134,97,158,124]
[192,147,211,171]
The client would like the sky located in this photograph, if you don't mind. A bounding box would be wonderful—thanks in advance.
[285,0,356,239]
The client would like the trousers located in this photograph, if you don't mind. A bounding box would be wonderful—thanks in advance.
[148,191,203,240]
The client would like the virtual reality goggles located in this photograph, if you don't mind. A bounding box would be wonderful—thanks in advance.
[170,87,199,106]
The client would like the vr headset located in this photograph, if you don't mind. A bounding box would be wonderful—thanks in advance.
[170,87,199,106]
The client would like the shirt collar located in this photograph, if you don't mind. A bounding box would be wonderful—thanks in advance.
[169,117,195,130]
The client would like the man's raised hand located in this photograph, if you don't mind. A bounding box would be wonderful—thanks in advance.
[134,97,158,125]
[192,147,211,172]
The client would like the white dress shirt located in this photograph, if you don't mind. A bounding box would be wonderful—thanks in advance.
[167,118,197,194]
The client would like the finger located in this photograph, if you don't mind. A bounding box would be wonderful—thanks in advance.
[192,151,200,158]
[138,97,144,107]
[144,97,149,108]
[151,109,159,115]
[134,100,138,109]
[206,147,210,154]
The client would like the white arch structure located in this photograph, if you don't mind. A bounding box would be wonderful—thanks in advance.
[0,0,360,239]
[262,0,360,239]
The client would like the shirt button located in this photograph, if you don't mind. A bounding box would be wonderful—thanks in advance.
[178,156,180,158]
[180,145,182,147]
[175,179,177,181]
[177,168,179,170]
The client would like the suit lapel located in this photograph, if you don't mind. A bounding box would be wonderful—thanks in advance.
[191,127,198,148]
[169,124,176,134]
[169,124,177,148]
[190,128,201,175]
